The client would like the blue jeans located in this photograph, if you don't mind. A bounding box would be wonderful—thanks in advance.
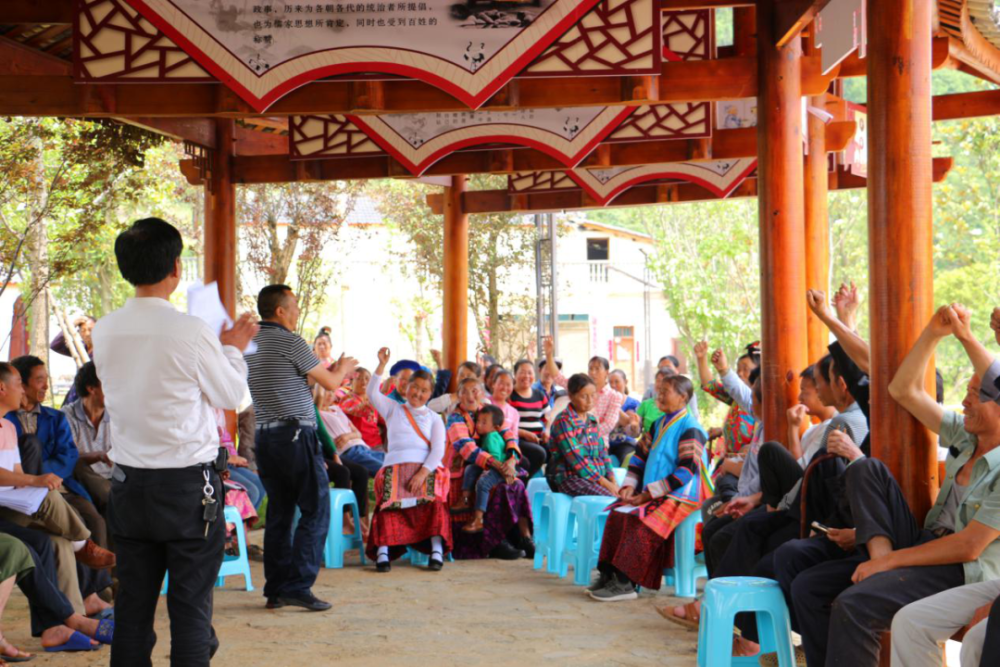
[340,445,385,477]
[255,425,330,599]
[228,466,266,510]
[462,465,505,512]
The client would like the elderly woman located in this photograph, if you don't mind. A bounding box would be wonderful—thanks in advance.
[547,374,620,498]
[366,348,451,572]
[588,375,709,602]
[608,369,641,466]
[445,378,533,560]
[542,337,624,445]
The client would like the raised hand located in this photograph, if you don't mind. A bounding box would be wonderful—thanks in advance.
[949,303,974,342]
[710,349,729,375]
[542,336,554,359]
[806,289,831,320]
[430,348,442,368]
[833,282,860,330]
[333,353,359,376]
[693,341,709,360]
[928,306,955,339]
[377,347,391,365]
[220,312,260,352]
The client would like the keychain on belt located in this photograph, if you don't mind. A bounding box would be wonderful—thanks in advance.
[201,468,218,537]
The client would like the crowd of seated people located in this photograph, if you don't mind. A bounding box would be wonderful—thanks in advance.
[6,281,1000,667]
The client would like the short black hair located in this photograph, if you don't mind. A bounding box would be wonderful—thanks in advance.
[258,284,293,320]
[409,369,434,387]
[476,404,505,430]
[538,357,563,371]
[752,372,763,403]
[10,355,45,385]
[0,362,15,385]
[568,373,595,395]
[114,217,183,286]
[610,368,628,392]
[492,369,513,387]
[588,356,610,371]
[73,361,100,399]
[655,367,674,381]
[663,374,694,402]
[513,359,534,374]
[800,365,815,383]
[457,377,481,392]
[459,361,482,378]
[748,366,761,387]
[816,355,834,384]
[659,355,681,368]
[739,341,762,367]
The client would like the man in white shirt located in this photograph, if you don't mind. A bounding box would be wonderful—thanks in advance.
[92,218,257,667]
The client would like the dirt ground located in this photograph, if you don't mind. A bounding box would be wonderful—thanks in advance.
[2,529,701,667]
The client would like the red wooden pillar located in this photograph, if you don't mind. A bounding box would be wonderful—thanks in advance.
[867,0,937,520]
[757,0,808,444]
[204,118,237,317]
[804,40,830,364]
[442,175,469,390]
[733,6,756,56]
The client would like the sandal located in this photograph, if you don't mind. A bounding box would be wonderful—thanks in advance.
[94,619,114,645]
[658,600,701,631]
[44,630,99,653]
[0,638,32,662]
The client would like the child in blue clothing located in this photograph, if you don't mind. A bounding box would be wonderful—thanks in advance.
[460,405,515,533]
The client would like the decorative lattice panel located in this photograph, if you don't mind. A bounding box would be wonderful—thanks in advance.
[522,0,661,76]
[661,9,712,61]
[75,0,211,80]
[289,115,383,158]
[509,171,578,192]
[606,102,710,141]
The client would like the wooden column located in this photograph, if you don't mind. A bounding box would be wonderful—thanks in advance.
[757,0,808,444]
[442,175,469,390]
[204,118,237,316]
[867,0,937,519]
[804,38,830,364]
[733,6,757,57]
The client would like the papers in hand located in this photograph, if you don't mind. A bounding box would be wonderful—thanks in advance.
[187,281,257,354]
[0,485,48,515]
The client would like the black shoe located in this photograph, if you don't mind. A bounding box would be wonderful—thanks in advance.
[376,560,391,573]
[428,556,444,571]
[519,537,535,560]
[490,539,524,560]
[265,597,285,609]
[277,593,332,612]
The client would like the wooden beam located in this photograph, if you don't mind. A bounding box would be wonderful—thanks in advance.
[774,0,833,49]
[425,157,953,214]
[0,36,71,76]
[804,36,831,364]
[839,36,953,77]
[757,0,808,445]
[867,0,938,521]
[0,0,73,24]
[442,175,469,389]
[933,89,1000,121]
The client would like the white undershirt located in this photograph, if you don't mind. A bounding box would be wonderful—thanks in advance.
[367,373,445,471]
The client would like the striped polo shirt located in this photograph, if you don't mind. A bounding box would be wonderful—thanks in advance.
[509,387,548,436]
[246,322,321,425]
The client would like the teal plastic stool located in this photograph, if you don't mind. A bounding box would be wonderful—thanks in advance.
[559,495,615,585]
[541,492,573,574]
[402,546,453,565]
[217,505,254,590]
[161,506,252,594]
[612,468,626,485]
[323,489,366,568]
[528,477,551,570]
[697,577,795,667]
[664,511,708,597]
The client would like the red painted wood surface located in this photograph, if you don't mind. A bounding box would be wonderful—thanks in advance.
[204,119,237,317]
[442,175,469,391]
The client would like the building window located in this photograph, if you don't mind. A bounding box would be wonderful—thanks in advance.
[587,238,609,261]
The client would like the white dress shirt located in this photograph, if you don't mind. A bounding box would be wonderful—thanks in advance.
[92,297,248,469]
[367,373,445,472]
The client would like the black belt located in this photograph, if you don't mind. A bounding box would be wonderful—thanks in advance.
[256,419,315,432]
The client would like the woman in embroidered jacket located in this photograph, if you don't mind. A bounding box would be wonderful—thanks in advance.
[445,378,534,560]
[365,347,452,572]
[547,374,620,498]
[588,374,710,602]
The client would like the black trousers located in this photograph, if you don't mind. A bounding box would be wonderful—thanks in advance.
[256,425,330,600]
[793,457,963,667]
[108,464,225,667]
[758,441,804,508]
[518,440,547,478]
[608,441,637,466]
[0,520,75,636]
[980,594,1000,667]
[325,457,369,516]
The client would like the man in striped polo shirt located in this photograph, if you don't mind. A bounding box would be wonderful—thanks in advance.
[246,285,357,612]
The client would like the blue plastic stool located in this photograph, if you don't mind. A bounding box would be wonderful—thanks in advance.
[528,477,552,570]
[664,511,708,597]
[402,546,453,564]
[540,492,573,575]
[162,506,252,594]
[559,496,615,585]
[323,489,366,568]
[697,577,795,667]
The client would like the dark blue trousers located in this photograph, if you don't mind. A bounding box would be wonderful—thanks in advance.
[0,519,76,636]
[256,425,330,599]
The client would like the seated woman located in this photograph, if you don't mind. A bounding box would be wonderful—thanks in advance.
[508,360,548,478]
[547,374,620,498]
[339,368,385,451]
[607,369,641,466]
[366,348,451,572]
[588,375,709,602]
[313,393,371,538]
[445,378,533,560]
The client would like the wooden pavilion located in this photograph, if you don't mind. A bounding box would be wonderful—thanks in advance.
[3,0,1000,578]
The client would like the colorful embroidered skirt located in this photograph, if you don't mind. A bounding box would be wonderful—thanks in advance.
[598,495,698,590]
[451,477,532,559]
[366,462,453,561]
